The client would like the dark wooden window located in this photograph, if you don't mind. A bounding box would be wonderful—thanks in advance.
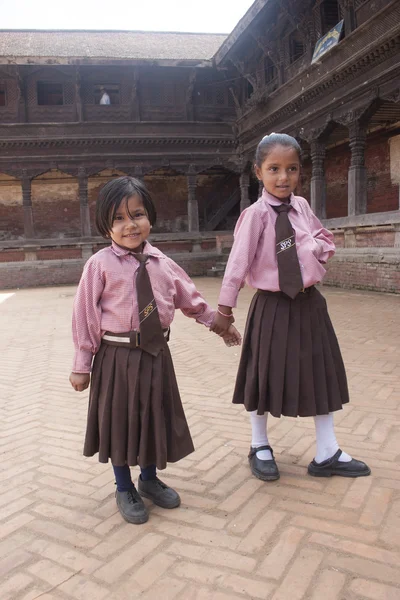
[94,84,120,105]
[0,84,6,106]
[37,82,63,105]
[245,80,254,100]
[320,0,340,35]
[289,30,305,63]
[264,57,277,84]
[196,84,232,107]
[145,82,175,107]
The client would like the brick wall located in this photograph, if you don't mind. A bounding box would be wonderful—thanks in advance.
[325,143,351,219]
[0,175,24,240]
[144,170,188,232]
[365,133,399,213]
[299,158,311,201]
[324,131,400,219]
[31,171,80,238]
[324,250,400,294]
[0,252,221,290]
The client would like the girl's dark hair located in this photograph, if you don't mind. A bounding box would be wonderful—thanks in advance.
[255,133,302,167]
[96,176,156,238]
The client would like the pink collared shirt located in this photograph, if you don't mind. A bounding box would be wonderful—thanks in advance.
[218,190,335,308]
[72,240,216,373]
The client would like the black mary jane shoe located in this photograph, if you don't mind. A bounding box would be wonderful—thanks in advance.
[308,449,371,478]
[248,445,280,481]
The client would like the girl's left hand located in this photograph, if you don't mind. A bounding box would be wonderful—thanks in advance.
[69,372,91,392]
[221,325,242,347]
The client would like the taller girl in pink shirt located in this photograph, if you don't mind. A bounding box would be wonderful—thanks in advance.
[212,133,370,481]
[70,176,240,525]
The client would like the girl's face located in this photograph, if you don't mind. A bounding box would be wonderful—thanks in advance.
[110,194,151,252]
[255,144,300,201]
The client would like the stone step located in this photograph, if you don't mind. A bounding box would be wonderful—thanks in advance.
[207,261,228,277]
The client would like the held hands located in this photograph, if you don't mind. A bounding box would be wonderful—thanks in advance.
[210,306,242,347]
[210,306,234,335]
[69,372,90,392]
[221,324,242,347]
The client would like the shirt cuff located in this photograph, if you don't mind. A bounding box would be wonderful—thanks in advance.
[72,350,93,374]
[218,285,239,308]
[196,306,216,328]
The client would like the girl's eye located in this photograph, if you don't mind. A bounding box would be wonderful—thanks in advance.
[289,167,298,172]
[114,215,123,221]
[269,167,278,172]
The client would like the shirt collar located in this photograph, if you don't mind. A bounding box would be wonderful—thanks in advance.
[262,189,302,214]
[111,239,165,259]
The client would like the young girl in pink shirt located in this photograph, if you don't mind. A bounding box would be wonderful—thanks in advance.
[70,176,241,524]
[212,133,370,481]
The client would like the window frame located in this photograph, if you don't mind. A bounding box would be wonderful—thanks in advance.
[37,81,64,106]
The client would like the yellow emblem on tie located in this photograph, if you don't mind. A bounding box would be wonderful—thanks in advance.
[143,303,154,317]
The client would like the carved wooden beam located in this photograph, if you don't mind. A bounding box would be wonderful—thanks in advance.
[230,58,258,90]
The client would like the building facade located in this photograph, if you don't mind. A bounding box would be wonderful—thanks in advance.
[1,0,399,291]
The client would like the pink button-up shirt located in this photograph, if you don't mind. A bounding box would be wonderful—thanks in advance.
[218,190,335,308]
[72,240,216,373]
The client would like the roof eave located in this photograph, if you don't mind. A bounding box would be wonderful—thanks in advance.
[0,57,214,67]
[213,0,272,66]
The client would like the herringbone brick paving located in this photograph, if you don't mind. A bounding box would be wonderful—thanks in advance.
[0,280,399,600]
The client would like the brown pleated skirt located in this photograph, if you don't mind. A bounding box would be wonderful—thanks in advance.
[233,286,349,417]
[83,341,194,469]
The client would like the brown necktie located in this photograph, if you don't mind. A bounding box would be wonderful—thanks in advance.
[272,204,304,299]
[135,253,165,356]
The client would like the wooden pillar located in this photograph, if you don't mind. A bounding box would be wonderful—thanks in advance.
[131,68,140,121]
[21,171,34,238]
[185,69,196,121]
[133,165,143,181]
[240,172,250,212]
[187,172,199,232]
[310,140,327,219]
[348,121,367,216]
[16,68,27,123]
[78,167,91,237]
[75,67,83,122]
[339,0,356,34]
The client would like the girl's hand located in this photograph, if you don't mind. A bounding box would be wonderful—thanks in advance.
[221,325,242,347]
[69,372,90,392]
[210,306,234,335]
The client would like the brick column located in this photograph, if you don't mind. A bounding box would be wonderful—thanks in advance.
[348,121,367,216]
[240,172,250,212]
[21,171,34,238]
[78,167,91,237]
[310,140,327,219]
[187,172,199,232]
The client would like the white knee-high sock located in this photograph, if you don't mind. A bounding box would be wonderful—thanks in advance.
[314,413,352,463]
[250,410,273,460]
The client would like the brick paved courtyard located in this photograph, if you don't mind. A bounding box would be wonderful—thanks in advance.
[1,280,399,600]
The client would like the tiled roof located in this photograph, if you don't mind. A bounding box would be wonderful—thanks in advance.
[0,30,228,63]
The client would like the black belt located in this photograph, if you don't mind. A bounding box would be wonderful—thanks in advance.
[257,286,314,298]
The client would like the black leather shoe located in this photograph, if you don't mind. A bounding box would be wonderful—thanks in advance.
[248,445,280,481]
[308,449,371,478]
[138,476,181,509]
[116,487,149,524]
